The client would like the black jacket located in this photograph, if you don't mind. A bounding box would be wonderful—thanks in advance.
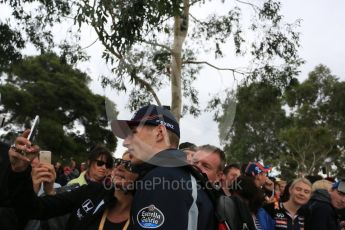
[0,142,11,207]
[8,167,116,230]
[0,142,24,230]
[304,189,340,230]
[129,149,215,230]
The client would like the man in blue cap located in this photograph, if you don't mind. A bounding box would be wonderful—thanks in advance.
[111,104,215,230]
[305,179,345,230]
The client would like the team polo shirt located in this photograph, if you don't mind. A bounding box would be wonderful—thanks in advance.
[265,202,305,230]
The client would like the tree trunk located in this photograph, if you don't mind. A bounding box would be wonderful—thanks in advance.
[170,0,189,121]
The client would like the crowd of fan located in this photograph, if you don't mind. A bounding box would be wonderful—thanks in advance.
[1,104,345,230]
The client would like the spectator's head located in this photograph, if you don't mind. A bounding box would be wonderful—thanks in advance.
[280,181,292,202]
[192,145,225,183]
[222,164,241,188]
[305,175,323,184]
[112,151,139,191]
[80,162,87,173]
[329,179,345,209]
[111,105,180,164]
[276,180,287,194]
[245,162,271,188]
[312,179,332,192]
[70,158,77,169]
[63,166,72,175]
[288,178,312,206]
[55,161,61,168]
[88,144,113,182]
[230,175,265,214]
[179,142,196,163]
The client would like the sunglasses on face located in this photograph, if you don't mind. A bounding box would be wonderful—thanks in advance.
[113,158,133,172]
[94,160,113,169]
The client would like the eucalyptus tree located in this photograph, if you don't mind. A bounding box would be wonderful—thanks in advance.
[1,0,303,120]
[75,0,303,120]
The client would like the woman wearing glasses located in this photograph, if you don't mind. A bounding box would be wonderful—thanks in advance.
[98,151,137,229]
[7,130,139,230]
[68,145,113,186]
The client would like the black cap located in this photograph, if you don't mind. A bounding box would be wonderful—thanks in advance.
[111,105,180,139]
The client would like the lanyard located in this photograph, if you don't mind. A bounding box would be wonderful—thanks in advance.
[98,208,130,230]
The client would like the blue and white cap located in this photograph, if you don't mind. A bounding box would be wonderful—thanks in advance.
[332,179,345,193]
[111,104,180,139]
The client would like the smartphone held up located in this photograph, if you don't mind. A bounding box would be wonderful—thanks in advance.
[39,151,51,164]
[27,115,39,142]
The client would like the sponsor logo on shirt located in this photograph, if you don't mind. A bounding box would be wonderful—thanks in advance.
[137,205,165,228]
[82,199,94,213]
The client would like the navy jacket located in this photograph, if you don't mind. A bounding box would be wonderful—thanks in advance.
[304,189,340,230]
[129,149,215,230]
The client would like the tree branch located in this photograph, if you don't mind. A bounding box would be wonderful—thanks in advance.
[183,60,247,75]
[133,76,162,106]
[140,39,172,52]
[189,13,203,24]
[93,26,122,59]
[88,0,122,60]
[81,38,99,50]
[235,0,260,12]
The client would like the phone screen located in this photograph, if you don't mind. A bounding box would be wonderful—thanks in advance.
[39,151,51,164]
[27,115,39,142]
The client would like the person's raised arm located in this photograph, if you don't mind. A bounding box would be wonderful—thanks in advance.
[9,129,39,172]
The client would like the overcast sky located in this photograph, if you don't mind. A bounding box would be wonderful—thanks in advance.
[2,0,344,157]
[77,0,345,157]
[97,0,343,157]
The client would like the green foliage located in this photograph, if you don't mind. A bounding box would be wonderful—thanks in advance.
[1,0,304,119]
[0,23,25,71]
[0,0,88,68]
[0,53,117,159]
[74,0,303,116]
[220,82,288,165]
[219,65,345,180]
[76,0,183,53]
[279,126,336,176]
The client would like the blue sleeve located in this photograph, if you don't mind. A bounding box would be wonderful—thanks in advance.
[130,167,193,230]
[257,208,275,230]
